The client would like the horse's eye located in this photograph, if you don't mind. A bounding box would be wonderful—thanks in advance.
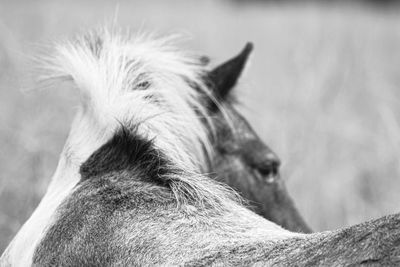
[136,81,150,90]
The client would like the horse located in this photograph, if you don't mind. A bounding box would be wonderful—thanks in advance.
[204,44,311,233]
[1,29,399,266]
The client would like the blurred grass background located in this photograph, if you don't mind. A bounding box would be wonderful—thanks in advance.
[1,0,400,252]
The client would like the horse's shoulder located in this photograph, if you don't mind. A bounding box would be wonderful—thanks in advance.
[32,175,174,266]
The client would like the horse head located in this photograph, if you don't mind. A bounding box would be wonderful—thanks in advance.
[202,43,311,233]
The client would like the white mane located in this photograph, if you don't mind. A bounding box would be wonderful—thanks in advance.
[39,28,237,208]
[41,29,213,170]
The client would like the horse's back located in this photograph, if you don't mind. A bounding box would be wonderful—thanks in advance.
[32,172,296,266]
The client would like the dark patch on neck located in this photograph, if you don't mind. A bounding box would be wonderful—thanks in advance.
[80,127,173,186]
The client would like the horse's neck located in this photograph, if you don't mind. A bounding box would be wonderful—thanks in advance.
[0,154,80,266]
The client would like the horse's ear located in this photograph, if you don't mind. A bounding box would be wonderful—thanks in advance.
[207,42,253,99]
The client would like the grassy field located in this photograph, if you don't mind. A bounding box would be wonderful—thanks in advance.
[1,0,400,253]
